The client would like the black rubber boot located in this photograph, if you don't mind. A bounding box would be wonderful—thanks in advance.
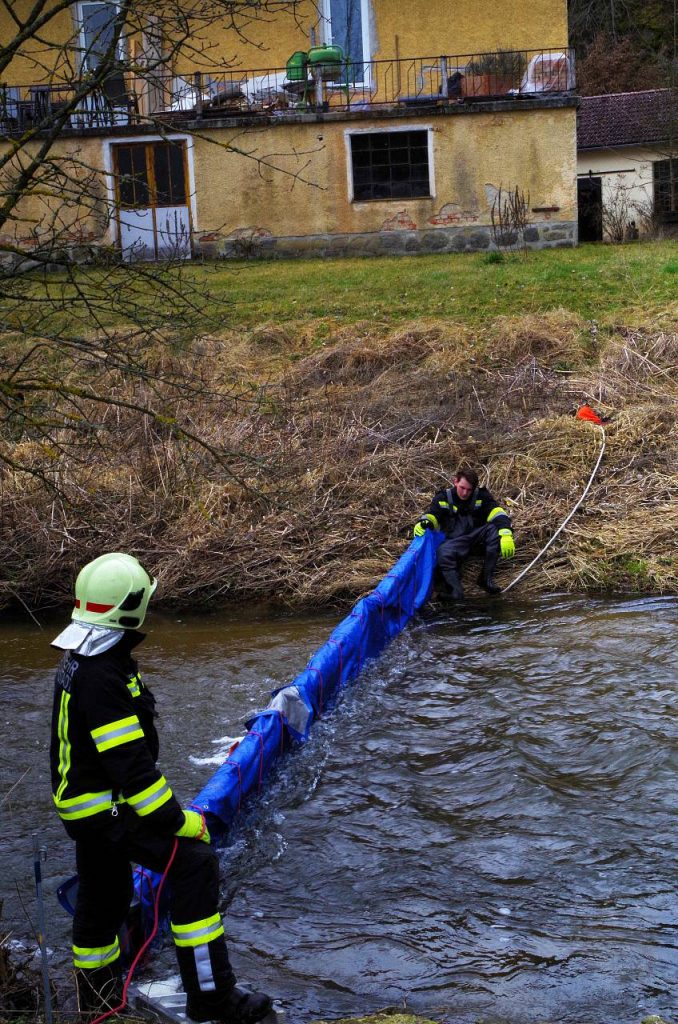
[442,568,464,600]
[75,964,123,1017]
[478,547,501,595]
[477,572,501,595]
[185,985,273,1024]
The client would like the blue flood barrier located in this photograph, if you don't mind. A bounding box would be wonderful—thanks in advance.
[134,530,443,929]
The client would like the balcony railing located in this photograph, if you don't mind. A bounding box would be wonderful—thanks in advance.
[1,48,575,134]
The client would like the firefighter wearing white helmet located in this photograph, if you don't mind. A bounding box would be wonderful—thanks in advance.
[49,553,273,1024]
[72,551,157,630]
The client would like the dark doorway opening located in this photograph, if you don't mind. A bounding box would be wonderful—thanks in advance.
[578,176,603,242]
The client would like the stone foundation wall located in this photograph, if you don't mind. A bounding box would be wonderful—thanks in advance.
[195,220,577,260]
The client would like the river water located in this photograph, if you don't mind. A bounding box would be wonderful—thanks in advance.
[1,595,676,1023]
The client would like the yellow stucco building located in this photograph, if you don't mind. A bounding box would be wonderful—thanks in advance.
[1,0,578,261]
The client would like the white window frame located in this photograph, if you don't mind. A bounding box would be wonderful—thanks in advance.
[344,125,436,204]
[76,2,126,72]
[321,0,372,89]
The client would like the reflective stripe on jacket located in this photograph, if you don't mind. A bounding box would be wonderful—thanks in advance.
[426,485,512,537]
[50,630,184,838]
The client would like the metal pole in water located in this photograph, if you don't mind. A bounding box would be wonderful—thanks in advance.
[32,833,53,1024]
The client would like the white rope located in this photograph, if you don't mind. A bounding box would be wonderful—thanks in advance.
[502,425,606,594]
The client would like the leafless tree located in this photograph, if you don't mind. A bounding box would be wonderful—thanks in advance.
[0,2,322,485]
[0,2,330,618]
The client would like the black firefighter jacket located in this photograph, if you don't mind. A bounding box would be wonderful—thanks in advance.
[50,630,184,842]
[425,485,512,538]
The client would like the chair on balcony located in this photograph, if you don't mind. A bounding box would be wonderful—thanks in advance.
[100,69,137,123]
[519,52,573,93]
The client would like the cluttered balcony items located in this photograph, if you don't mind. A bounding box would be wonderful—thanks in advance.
[1,47,575,136]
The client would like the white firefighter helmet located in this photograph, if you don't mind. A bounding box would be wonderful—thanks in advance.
[72,552,157,629]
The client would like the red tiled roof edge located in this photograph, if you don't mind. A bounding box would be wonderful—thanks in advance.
[577,89,678,150]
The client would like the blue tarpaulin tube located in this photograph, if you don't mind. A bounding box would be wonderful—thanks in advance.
[134,530,443,923]
[195,529,441,825]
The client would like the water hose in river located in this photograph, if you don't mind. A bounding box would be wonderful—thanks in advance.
[57,422,606,951]
[502,425,606,594]
[128,530,443,936]
[126,425,607,935]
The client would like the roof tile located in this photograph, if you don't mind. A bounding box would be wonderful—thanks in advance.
[577,89,677,150]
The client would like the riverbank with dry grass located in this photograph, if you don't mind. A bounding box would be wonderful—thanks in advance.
[2,280,676,614]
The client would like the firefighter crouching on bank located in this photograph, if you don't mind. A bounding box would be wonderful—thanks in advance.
[413,465,515,599]
[50,553,273,1024]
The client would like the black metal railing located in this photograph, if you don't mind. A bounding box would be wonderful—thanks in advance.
[162,47,575,117]
[1,48,575,133]
[0,79,139,132]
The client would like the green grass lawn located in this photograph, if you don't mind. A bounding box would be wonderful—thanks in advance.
[193,240,678,327]
[6,240,678,336]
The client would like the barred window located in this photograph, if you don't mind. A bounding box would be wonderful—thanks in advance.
[653,159,678,222]
[350,130,431,201]
[115,141,186,209]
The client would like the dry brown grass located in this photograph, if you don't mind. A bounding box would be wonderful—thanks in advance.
[1,312,676,612]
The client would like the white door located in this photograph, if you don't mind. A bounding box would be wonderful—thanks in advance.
[118,208,155,261]
[155,207,191,259]
[113,140,192,261]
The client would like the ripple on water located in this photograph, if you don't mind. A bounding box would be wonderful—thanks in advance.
[219,596,678,1023]
[2,597,676,1022]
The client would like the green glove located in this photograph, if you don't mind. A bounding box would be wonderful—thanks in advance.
[413,513,439,538]
[175,808,211,844]
[499,528,515,559]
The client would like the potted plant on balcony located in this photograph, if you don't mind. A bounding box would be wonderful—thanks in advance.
[462,50,527,98]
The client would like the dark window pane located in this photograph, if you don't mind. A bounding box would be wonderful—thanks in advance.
[352,149,371,167]
[153,145,170,205]
[167,145,186,204]
[130,146,149,206]
[654,159,678,221]
[116,145,149,207]
[81,2,118,71]
[153,142,186,206]
[116,146,132,204]
[350,130,430,200]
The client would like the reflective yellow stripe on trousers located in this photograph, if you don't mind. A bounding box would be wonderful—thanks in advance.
[171,913,224,948]
[73,938,120,969]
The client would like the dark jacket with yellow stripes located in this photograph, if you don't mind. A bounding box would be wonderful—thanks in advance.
[426,485,512,537]
[50,630,184,840]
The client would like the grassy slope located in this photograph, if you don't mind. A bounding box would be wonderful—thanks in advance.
[13,241,678,333]
[1,242,677,610]
[199,242,678,327]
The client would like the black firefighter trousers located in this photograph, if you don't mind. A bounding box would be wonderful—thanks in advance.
[437,523,500,597]
[73,814,235,1002]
